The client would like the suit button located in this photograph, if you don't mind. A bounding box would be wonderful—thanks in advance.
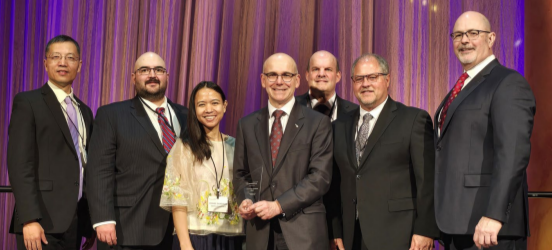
[352,199,357,204]
[271,184,276,188]
[74,181,79,186]
[356,175,361,180]
[436,146,441,151]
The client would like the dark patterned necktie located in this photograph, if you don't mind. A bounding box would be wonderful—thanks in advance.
[270,110,286,167]
[355,113,373,165]
[439,72,469,131]
[156,107,176,153]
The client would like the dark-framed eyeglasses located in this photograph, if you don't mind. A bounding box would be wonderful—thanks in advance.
[135,67,167,75]
[46,53,80,63]
[263,72,297,83]
[351,73,388,84]
[450,30,491,41]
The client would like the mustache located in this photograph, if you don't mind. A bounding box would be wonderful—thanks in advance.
[145,78,160,84]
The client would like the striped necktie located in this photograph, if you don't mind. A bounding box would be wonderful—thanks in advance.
[156,107,176,153]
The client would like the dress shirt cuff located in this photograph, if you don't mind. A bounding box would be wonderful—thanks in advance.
[93,221,116,230]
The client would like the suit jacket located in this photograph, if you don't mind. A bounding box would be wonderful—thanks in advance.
[295,91,357,121]
[8,83,94,235]
[327,97,439,250]
[434,59,535,236]
[86,96,188,246]
[233,101,333,250]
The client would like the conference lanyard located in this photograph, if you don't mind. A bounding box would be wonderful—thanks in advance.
[210,132,225,199]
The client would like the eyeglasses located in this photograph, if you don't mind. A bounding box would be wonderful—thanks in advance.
[46,53,80,63]
[450,30,491,41]
[135,67,167,75]
[263,73,297,83]
[351,73,388,83]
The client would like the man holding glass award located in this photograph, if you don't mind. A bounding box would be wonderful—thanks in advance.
[233,53,333,250]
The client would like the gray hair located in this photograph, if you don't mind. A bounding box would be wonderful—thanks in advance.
[351,53,389,76]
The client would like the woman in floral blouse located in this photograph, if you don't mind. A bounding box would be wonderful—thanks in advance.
[160,81,243,250]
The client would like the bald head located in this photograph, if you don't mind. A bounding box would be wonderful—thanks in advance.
[263,53,298,74]
[452,11,496,70]
[454,11,491,32]
[307,50,339,72]
[134,52,166,71]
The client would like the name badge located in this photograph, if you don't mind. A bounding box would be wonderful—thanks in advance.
[208,196,229,213]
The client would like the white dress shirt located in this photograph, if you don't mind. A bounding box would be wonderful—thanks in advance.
[438,54,496,136]
[355,97,388,140]
[309,91,338,121]
[268,97,296,134]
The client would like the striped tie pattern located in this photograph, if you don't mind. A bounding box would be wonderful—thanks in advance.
[156,107,176,153]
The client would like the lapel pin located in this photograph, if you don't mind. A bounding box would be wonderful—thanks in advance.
[295,124,298,128]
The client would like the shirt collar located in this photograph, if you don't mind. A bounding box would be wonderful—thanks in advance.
[466,54,496,79]
[268,97,295,117]
[359,96,388,122]
[141,96,169,111]
[48,81,78,105]
[308,91,336,108]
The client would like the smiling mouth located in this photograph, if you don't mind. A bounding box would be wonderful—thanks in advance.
[203,115,216,121]
[459,47,474,53]
[57,70,69,75]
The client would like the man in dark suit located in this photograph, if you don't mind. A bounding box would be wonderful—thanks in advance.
[435,11,535,250]
[296,50,357,121]
[233,53,333,250]
[87,52,188,250]
[326,53,439,250]
[7,35,95,250]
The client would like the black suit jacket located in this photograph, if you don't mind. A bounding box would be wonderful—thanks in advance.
[327,98,439,250]
[434,60,535,236]
[86,96,187,246]
[233,101,333,250]
[8,83,94,235]
[295,92,357,121]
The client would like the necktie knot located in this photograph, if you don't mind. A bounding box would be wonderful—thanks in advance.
[64,96,72,105]
[273,110,285,120]
[156,107,165,114]
[362,113,373,123]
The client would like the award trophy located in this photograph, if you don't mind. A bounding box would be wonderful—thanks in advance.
[242,166,264,202]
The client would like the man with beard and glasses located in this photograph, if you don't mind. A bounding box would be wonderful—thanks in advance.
[87,52,188,250]
[435,11,535,250]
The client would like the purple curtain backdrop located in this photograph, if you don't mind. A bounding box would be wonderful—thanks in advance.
[0,0,525,249]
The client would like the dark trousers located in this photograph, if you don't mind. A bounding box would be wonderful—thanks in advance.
[351,219,368,250]
[267,219,288,250]
[97,217,174,250]
[16,212,81,250]
[441,233,527,250]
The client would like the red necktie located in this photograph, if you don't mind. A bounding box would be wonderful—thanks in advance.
[156,107,176,153]
[439,72,469,131]
[270,110,285,167]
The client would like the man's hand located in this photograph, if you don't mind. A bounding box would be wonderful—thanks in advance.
[409,234,434,250]
[249,200,283,220]
[23,222,48,250]
[238,199,257,220]
[473,216,502,249]
[330,238,345,250]
[96,224,117,246]
[82,232,96,250]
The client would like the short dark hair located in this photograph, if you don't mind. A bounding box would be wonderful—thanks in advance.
[45,35,81,57]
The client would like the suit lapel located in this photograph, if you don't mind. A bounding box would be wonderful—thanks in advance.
[130,96,166,156]
[439,60,499,140]
[41,84,78,157]
[254,108,273,175]
[75,97,93,146]
[345,108,360,170]
[272,102,304,176]
[358,98,398,168]
[295,92,310,108]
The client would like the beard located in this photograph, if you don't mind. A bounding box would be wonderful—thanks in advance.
[136,78,166,101]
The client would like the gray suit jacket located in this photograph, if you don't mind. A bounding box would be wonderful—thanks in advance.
[233,101,333,250]
[434,59,535,236]
[87,96,187,246]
